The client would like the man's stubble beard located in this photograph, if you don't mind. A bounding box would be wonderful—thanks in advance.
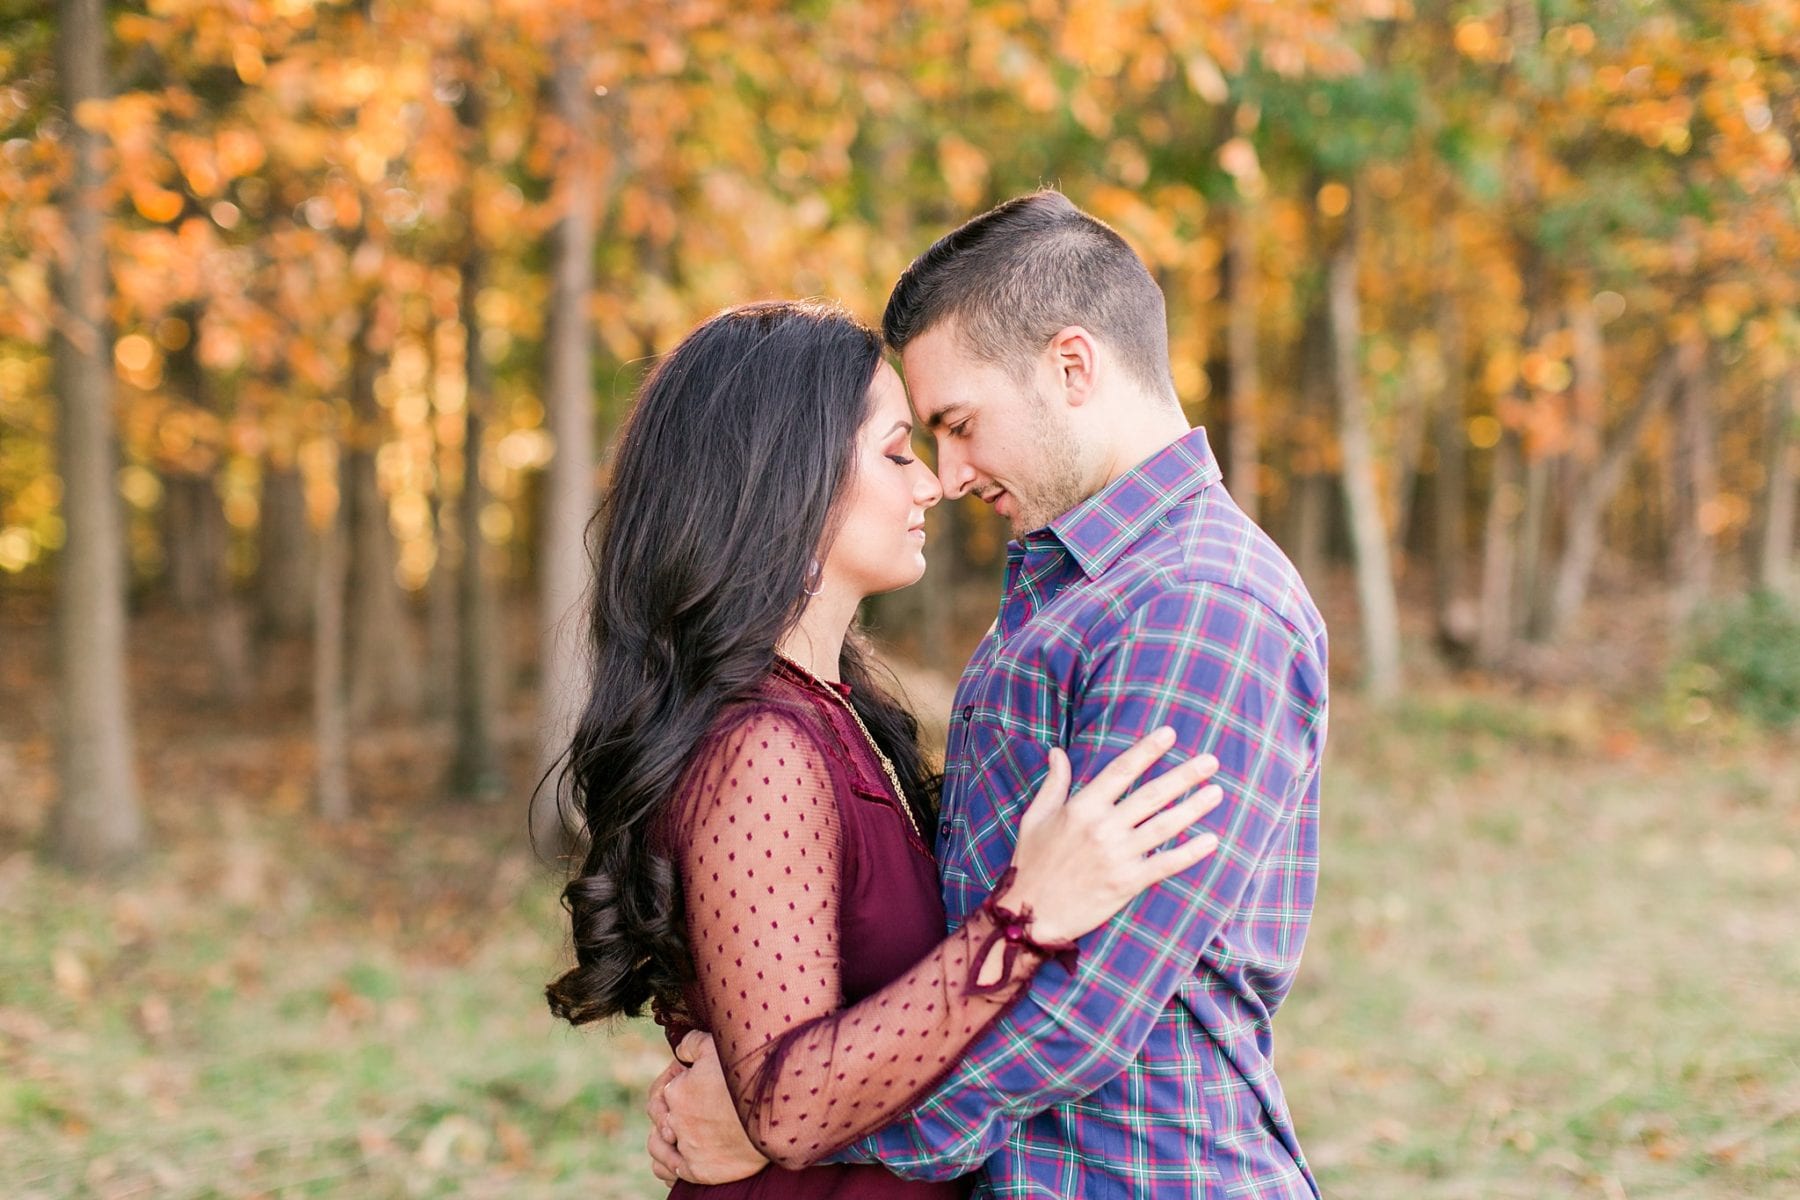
[1006,386,1091,536]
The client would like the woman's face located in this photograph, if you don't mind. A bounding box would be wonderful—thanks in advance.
[820,361,943,599]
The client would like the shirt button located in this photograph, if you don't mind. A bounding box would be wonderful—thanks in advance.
[961,705,974,723]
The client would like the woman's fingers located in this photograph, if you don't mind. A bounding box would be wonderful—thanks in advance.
[1140,828,1222,887]
[1128,784,1224,854]
[1110,753,1219,827]
[1067,727,1178,811]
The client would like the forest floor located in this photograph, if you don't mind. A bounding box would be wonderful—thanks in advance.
[2,591,1797,1199]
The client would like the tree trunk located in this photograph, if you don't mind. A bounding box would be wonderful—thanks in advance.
[450,75,505,800]
[257,459,313,635]
[424,484,457,716]
[1538,346,1684,642]
[1226,198,1261,522]
[532,29,603,858]
[1326,187,1402,702]
[1668,340,1717,626]
[1388,358,1430,559]
[1758,374,1797,600]
[163,473,214,610]
[1432,287,1474,653]
[343,306,422,720]
[160,302,252,702]
[1289,299,1332,587]
[314,489,350,822]
[1514,452,1551,639]
[1477,432,1522,669]
[49,0,146,871]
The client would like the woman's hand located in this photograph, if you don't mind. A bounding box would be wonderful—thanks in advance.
[1000,727,1223,946]
[646,1031,768,1187]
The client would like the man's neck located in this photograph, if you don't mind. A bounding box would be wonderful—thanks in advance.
[1088,403,1192,497]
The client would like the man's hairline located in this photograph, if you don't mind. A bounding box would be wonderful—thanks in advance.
[899,308,1183,419]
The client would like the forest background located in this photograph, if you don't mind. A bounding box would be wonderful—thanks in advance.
[3,0,1798,1197]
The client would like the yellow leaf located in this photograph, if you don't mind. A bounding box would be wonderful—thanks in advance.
[131,185,184,224]
[233,39,266,85]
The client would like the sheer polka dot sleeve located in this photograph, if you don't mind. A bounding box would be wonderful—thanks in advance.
[672,708,1046,1171]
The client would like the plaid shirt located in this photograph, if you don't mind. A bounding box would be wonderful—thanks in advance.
[833,428,1328,1198]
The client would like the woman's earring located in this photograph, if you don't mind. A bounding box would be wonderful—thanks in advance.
[803,558,824,597]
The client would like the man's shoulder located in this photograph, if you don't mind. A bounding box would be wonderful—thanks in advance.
[1098,486,1326,652]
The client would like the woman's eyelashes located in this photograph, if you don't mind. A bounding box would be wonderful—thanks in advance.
[886,453,916,466]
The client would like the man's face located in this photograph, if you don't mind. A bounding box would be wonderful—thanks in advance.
[900,323,1088,537]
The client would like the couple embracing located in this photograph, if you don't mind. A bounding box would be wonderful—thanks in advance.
[544,189,1329,1199]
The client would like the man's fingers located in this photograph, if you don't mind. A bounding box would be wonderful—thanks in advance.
[646,1058,684,1126]
[647,1126,684,1186]
[678,1029,716,1065]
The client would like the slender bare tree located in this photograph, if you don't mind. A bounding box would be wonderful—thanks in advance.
[531,25,603,858]
[314,485,350,823]
[1226,197,1261,522]
[1758,374,1797,601]
[49,0,147,870]
[1327,183,1403,701]
[448,47,505,802]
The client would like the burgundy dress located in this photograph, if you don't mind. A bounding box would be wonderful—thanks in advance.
[654,658,1053,1198]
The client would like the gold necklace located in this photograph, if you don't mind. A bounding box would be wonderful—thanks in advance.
[776,653,924,842]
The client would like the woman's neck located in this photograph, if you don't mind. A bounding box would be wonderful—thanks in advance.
[776,584,859,683]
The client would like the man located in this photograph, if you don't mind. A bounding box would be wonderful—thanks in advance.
[651,189,1328,1198]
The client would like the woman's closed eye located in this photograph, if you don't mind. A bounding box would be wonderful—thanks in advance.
[886,452,916,466]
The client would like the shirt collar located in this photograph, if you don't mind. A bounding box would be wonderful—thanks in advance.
[1035,427,1220,580]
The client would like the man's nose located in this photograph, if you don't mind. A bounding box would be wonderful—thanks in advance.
[936,446,975,500]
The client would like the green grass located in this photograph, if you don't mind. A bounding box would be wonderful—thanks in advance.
[1282,690,1800,1198]
[0,793,672,1199]
[2,687,1796,1198]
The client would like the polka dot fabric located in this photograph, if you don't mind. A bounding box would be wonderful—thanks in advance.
[663,668,1047,1185]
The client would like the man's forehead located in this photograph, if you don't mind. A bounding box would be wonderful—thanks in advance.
[899,328,984,427]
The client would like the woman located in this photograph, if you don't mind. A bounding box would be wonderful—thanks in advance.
[544,300,1222,1196]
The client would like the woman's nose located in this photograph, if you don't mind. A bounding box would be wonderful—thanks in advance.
[914,462,944,507]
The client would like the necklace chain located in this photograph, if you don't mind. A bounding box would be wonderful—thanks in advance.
[776,654,924,843]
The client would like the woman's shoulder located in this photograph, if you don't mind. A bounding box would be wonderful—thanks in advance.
[687,671,845,781]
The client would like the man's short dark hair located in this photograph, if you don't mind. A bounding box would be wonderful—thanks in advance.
[882,189,1177,403]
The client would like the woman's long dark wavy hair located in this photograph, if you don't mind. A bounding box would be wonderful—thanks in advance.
[544,300,940,1027]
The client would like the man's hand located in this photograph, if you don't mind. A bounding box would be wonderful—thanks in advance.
[645,1031,769,1187]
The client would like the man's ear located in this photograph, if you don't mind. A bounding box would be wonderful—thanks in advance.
[1047,325,1099,407]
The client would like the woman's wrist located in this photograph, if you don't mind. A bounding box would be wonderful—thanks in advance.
[965,867,1080,994]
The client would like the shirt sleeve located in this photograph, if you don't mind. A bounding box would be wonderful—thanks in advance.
[672,706,1059,1172]
[828,582,1328,1177]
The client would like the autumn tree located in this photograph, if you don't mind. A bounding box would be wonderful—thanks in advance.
[48,0,147,870]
